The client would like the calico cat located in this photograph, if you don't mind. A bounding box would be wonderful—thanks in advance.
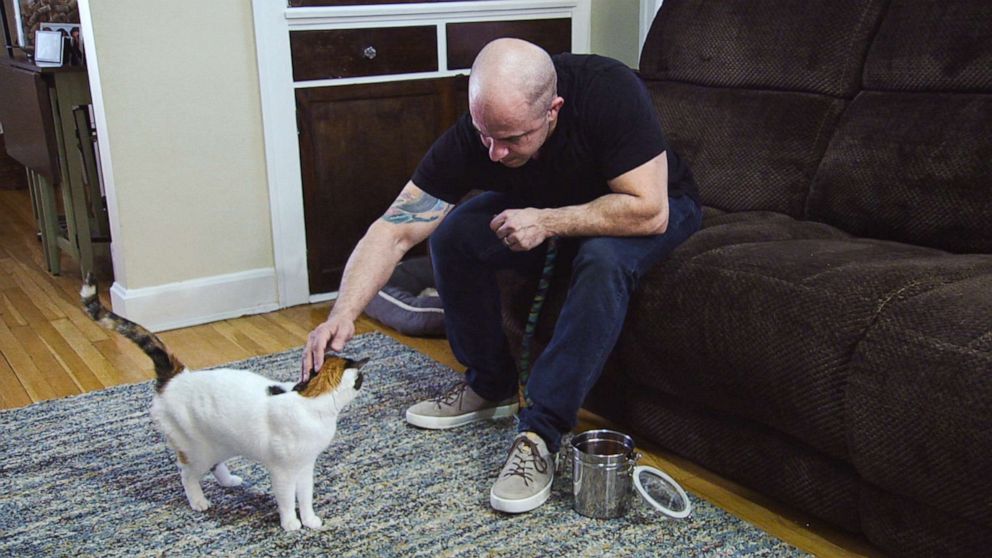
[80,273,368,531]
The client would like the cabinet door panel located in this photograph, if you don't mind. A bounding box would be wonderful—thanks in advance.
[298,77,466,293]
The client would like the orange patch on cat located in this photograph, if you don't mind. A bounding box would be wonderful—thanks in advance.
[298,357,347,398]
[177,450,189,465]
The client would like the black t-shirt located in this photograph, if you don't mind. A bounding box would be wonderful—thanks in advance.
[412,53,698,208]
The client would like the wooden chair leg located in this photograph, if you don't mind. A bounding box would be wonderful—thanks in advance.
[28,169,61,274]
[73,105,111,241]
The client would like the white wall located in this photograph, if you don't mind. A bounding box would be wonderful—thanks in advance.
[590,0,640,67]
[638,0,664,56]
[82,0,277,330]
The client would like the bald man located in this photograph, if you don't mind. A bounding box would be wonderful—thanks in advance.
[302,39,701,514]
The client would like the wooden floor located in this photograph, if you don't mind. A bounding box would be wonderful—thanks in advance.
[0,186,882,557]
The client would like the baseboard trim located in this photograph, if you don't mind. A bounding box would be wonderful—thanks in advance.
[309,291,337,304]
[109,268,280,332]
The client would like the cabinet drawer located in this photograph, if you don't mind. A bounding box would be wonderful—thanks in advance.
[446,18,571,70]
[290,26,438,81]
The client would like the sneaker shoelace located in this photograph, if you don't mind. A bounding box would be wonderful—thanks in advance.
[502,437,548,486]
[432,382,468,410]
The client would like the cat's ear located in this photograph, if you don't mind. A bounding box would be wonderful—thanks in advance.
[348,357,370,369]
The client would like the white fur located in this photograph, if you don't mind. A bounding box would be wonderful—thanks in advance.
[80,283,96,298]
[150,366,361,531]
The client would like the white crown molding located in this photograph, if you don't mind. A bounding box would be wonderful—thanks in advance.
[285,0,584,25]
[109,268,280,332]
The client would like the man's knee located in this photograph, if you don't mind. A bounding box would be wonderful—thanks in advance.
[429,213,460,255]
[431,192,505,255]
[572,239,631,282]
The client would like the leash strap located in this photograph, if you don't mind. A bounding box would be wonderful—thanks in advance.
[517,237,559,409]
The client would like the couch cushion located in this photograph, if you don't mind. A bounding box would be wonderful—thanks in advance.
[648,82,845,217]
[615,214,992,460]
[638,0,887,218]
[861,482,992,558]
[848,271,992,530]
[624,385,862,531]
[863,0,992,92]
[805,92,992,253]
[805,0,992,253]
[688,210,852,256]
[639,0,887,98]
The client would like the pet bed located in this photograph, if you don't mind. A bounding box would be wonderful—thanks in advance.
[364,256,444,337]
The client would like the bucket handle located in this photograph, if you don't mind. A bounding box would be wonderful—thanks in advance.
[559,444,641,474]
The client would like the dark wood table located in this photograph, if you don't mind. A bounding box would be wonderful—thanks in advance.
[0,56,102,275]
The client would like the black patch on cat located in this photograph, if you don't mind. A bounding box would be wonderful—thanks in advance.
[268,385,287,395]
[292,368,317,393]
[348,358,370,369]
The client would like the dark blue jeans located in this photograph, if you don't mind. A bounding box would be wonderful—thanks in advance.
[429,192,702,452]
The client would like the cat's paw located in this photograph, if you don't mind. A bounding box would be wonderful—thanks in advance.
[217,474,243,488]
[188,495,211,512]
[301,514,323,530]
[281,517,302,531]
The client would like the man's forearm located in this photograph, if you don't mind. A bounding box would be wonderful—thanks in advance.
[542,192,669,238]
[327,221,407,323]
[541,153,671,238]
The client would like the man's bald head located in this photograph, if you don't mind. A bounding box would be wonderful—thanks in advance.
[469,39,557,121]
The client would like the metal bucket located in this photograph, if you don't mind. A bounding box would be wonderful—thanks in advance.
[567,429,693,521]
[570,429,638,519]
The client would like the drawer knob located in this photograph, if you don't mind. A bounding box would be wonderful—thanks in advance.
[363,46,377,60]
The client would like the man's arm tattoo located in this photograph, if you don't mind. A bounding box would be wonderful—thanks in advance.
[382,191,451,224]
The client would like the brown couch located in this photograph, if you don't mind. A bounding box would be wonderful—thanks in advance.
[499,1,992,556]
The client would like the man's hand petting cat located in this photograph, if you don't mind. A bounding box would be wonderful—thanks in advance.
[490,208,551,251]
[302,318,354,381]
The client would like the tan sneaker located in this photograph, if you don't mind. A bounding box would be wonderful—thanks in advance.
[405,382,517,429]
[490,432,556,513]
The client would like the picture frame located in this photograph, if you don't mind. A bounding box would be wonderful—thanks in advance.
[40,21,83,65]
[40,21,76,36]
[33,28,62,66]
[10,0,81,49]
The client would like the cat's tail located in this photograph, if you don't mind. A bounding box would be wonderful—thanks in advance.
[80,273,186,392]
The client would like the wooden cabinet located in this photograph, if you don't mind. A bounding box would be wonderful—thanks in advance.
[298,77,467,292]
[270,1,589,295]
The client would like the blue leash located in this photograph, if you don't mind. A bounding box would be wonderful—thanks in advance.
[517,237,559,409]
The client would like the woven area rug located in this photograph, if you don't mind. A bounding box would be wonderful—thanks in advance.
[0,332,806,557]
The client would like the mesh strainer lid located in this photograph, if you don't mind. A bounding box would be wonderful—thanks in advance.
[633,466,692,519]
